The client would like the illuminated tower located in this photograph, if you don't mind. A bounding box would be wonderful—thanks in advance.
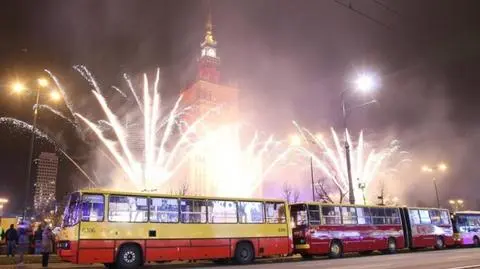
[180,11,239,195]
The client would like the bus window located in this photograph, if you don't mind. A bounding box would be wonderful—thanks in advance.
[180,199,207,224]
[342,207,358,224]
[265,202,286,224]
[357,207,372,224]
[371,208,386,225]
[109,196,149,222]
[308,205,320,225]
[290,204,308,227]
[385,208,401,224]
[321,205,341,225]
[63,193,81,227]
[238,201,264,224]
[429,210,441,225]
[150,197,179,223]
[440,210,450,225]
[81,194,104,222]
[208,200,237,224]
[419,210,431,224]
[409,209,421,225]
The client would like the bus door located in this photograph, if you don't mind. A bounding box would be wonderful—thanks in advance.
[290,204,310,247]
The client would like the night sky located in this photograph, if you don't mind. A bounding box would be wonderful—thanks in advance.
[1,0,480,213]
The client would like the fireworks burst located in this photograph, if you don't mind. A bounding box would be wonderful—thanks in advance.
[292,121,407,204]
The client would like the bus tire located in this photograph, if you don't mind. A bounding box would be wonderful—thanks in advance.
[328,240,343,259]
[473,236,479,247]
[116,244,143,269]
[434,236,445,250]
[234,242,255,264]
[382,237,396,254]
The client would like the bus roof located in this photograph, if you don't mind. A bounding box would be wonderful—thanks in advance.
[454,211,480,215]
[290,202,449,211]
[289,201,400,209]
[77,188,286,203]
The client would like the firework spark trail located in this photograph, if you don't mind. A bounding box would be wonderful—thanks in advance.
[57,148,96,186]
[74,65,102,94]
[45,69,76,118]
[35,104,77,126]
[111,86,127,98]
[124,73,143,114]
[0,117,95,184]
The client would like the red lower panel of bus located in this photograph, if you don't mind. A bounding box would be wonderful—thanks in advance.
[59,237,290,264]
[295,225,406,255]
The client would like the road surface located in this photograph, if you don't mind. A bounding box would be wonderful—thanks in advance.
[145,248,480,269]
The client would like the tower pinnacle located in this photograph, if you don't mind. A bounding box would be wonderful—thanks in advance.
[202,7,216,48]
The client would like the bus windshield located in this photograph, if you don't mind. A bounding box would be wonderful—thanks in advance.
[62,192,81,227]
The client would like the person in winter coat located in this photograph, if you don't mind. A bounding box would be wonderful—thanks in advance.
[16,227,29,266]
[5,224,18,257]
[41,227,54,268]
[34,226,43,254]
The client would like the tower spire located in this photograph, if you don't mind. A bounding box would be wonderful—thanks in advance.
[202,2,216,47]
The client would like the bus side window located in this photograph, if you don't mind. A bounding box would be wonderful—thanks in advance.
[81,194,104,222]
[409,209,421,225]
[208,200,237,224]
[418,210,431,224]
[341,207,358,224]
[440,210,450,225]
[385,208,401,224]
[371,208,386,225]
[180,199,207,224]
[321,205,341,225]
[429,210,441,225]
[238,201,264,224]
[356,207,371,225]
[266,202,286,224]
[308,205,320,225]
[109,195,148,222]
[149,197,179,223]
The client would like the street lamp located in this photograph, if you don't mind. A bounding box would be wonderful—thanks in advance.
[342,72,379,205]
[421,162,448,208]
[12,77,58,219]
[289,134,316,201]
[0,198,8,216]
[449,199,464,212]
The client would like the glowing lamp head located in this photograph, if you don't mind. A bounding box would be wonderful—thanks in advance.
[421,165,432,173]
[289,134,302,146]
[38,78,49,88]
[457,199,464,204]
[355,73,377,92]
[449,200,455,205]
[438,163,447,172]
[12,82,26,93]
[50,91,61,101]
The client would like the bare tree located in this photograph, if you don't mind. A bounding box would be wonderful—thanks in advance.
[282,182,301,203]
[170,181,189,196]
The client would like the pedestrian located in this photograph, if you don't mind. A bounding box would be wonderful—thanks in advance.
[16,225,29,267]
[41,227,54,268]
[5,224,18,257]
[34,225,43,254]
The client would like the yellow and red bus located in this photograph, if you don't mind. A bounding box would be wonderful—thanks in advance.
[57,189,292,268]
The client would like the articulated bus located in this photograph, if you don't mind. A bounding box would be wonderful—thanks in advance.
[57,189,292,268]
[451,211,480,246]
[290,202,454,257]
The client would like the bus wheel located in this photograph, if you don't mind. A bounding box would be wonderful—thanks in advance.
[116,244,142,269]
[328,240,343,259]
[383,238,396,254]
[473,236,479,247]
[434,236,445,250]
[234,242,254,264]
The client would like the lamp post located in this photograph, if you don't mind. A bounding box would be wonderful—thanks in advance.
[342,73,379,205]
[422,163,448,208]
[12,78,59,219]
[290,134,315,201]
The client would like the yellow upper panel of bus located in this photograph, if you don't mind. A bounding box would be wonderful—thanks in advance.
[79,188,287,203]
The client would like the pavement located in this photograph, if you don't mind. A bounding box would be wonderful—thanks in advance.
[0,248,479,268]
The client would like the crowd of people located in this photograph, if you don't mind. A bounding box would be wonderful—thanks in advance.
[0,222,55,267]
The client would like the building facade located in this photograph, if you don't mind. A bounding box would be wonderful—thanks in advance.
[180,12,240,196]
[33,152,59,213]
